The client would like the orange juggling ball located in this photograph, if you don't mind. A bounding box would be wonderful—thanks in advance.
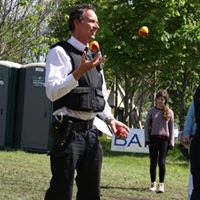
[89,40,100,52]
[138,26,149,37]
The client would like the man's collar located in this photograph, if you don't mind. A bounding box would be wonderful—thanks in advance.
[68,36,86,52]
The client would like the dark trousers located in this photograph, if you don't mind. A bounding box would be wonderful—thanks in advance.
[44,118,103,200]
[190,134,200,200]
[149,137,169,183]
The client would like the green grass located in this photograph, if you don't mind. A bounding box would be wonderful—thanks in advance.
[0,137,189,200]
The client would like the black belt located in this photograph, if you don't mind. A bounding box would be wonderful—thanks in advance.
[61,116,94,131]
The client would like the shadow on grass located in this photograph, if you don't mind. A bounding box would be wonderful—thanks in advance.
[101,184,147,192]
[101,185,153,200]
[101,185,166,200]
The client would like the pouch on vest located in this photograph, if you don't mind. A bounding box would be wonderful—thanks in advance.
[63,87,105,112]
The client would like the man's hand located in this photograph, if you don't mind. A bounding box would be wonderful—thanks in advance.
[106,117,129,139]
[180,135,191,148]
[73,51,103,80]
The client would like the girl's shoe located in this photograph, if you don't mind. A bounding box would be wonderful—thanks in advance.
[158,183,164,193]
[149,182,156,192]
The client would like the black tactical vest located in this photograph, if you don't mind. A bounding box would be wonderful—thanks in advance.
[51,41,105,112]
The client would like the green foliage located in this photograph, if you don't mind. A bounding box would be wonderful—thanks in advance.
[97,0,200,127]
[1,0,199,127]
[0,0,57,62]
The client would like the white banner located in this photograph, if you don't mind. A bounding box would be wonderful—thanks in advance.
[111,128,149,153]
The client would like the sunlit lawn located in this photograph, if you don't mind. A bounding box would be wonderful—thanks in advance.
[0,137,189,200]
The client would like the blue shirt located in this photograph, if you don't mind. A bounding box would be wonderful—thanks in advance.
[183,100,196,136]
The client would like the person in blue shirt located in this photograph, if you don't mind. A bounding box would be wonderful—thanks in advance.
[182,100,196,200]
[189,86,200,200]
[183,100,196,143]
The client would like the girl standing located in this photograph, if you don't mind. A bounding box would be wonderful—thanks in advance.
[144,90,175,193]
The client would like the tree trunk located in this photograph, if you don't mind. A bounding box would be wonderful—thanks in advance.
[179,67,188,130]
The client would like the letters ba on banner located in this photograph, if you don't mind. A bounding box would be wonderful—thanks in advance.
[111,129,149,154]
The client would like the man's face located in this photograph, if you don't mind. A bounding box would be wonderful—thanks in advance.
[75,9,99,43]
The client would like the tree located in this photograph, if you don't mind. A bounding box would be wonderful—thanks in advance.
[0,0,58,63]
[45,0,200,128]
[98,0,200,128]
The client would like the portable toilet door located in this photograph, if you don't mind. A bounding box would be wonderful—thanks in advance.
[16,62,52,152]
[0,60,21,149]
